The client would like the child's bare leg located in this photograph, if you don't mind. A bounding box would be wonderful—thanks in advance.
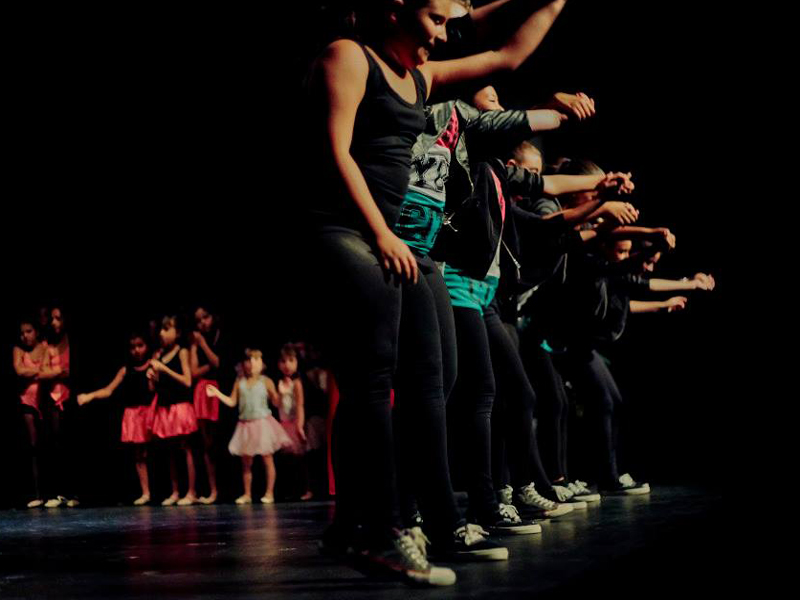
[162,447,180,506]
[299,455,313,501]
[23,413,42,506]
[133,445,150,505]
[236,456,253,504]
[178,437,198,505]
[261,454,276,503]
[199,422,217,503]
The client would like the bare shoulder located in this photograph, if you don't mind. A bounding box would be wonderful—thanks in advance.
[320,39,368,74]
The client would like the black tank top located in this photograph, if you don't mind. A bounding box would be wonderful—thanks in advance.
[156,349,191,407]
[309,42,427,233]
[122,366,154,408]
[195,330,220,381]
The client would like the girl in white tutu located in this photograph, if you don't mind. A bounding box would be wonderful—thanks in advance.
[206,349,291,504]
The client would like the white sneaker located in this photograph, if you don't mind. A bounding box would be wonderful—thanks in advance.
[360,529,456,586]
[601,473,650,495]
[567,480,601,502]
[496,485,513,506]
[552,485,588,510]
[516,483,573,518]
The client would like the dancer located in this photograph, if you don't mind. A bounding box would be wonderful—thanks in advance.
[207,349,291,505]
[148,315,199,506]
[276,345,313,501]
[77,331,156,505]
[14,318,48,508]
[190,305,223,504]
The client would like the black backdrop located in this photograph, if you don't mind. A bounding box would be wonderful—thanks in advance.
[2,1,729,507]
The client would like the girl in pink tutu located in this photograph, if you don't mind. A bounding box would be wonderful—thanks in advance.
[77,331,156,505]
[148,315,199,506]
[190,304,223,504]
[14,317,48,508]
[206,349,291,505]
[277,345,312,501]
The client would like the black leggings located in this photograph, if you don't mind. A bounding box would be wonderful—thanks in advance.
[39,399,77,499]
[522,341,570,482]
[313,229,459,545]
[559,349,622,486]
[483,302,553,494]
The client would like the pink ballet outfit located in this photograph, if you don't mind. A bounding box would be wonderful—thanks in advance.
[228,378,291,457]
[151,349,198,439]
[48,345,70,410]
[19,347,45,418]
[120,366,157,444]
[278,378,310,455]
[193,330,221,421]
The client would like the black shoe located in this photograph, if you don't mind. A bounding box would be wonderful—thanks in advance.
[599,473,651,496]
[355,529,456,586]
[480,503,542,535]
[429,523,509,562]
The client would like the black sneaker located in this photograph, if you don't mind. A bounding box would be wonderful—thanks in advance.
[430,524,509,562]
[480,503,542,535]
[600,473,651,496]
[356,529,456,586]
[549,485,588,510]
[566,480,601,502]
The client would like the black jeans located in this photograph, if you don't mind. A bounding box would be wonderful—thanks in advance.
[312,228,460,545]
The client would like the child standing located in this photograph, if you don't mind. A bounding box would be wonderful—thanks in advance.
[14,318,48,508]
[77,332,156,505]
[207,349,290,504]
[190,305,224,505]
[148,315,199,506]
[276,345,312,501]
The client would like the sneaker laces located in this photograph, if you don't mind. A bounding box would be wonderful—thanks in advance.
[497,485,513,506]
[570,480,592,495]
[407,526,430,560]
[396,529,430,570]
[518,483,557,510]
[497,503,522,523]
[552,485,574,502]
[456,523,490,546]
[619,473,635,487]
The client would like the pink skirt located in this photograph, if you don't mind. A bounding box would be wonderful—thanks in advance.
[193,378,219,422]
[151,402,198,439]
[228,415,292,457]
[20,383,41,418]
[121,404,156,444]
[281,420,308,455]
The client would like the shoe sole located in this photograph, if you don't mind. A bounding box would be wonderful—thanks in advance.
[442,547,510,562]
[565,500,588,510]
[575,493,601,502]
[405,567,457,587]
[488,523,543,535]
[602,485,651,496]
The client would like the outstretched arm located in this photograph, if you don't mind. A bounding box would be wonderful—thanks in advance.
[630,297,688,314]
[648,273,716,293]
[422,0,567,93]
[206,381,239,408]
[78,367,127,406]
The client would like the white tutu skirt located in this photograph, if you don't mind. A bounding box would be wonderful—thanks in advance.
[228,415,292,457]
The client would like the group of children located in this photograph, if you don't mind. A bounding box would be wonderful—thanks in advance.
[13,306,318,508]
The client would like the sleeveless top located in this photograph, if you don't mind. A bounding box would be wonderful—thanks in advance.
[237,378,272,421]
[122,365,154,408]
[308,42,428,233]
[155,349,191,407]
[49,344,70,405]
[195,330,220,381]
[277,378,297,422]
[19,346,45,404]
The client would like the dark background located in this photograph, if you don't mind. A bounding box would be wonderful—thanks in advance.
[2,1,729,507]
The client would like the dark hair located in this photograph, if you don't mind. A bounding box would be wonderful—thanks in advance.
[160,314,189,347]
[279,343,298,361]
[556,158,604,176]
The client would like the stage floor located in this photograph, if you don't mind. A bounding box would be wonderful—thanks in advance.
[0,486,725,599]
